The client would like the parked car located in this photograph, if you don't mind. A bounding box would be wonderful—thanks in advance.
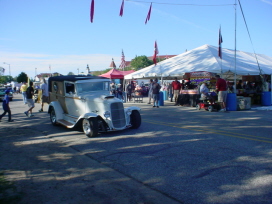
[48,75,141,137]
[0,87,13,101]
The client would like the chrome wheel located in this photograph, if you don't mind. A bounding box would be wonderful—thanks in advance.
[82,118,98,137]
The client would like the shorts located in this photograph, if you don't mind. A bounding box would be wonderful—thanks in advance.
[42,95,49,104]
[218,91,227,103]
[26,99,35,108]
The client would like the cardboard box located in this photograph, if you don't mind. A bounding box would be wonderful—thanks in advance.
[237,97,251,110]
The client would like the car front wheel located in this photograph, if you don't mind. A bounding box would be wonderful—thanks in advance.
[82,118,98,137]
[50,107,58,126]
[130,110,141,129]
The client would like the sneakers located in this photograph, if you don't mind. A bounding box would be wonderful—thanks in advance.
[39,109,43,112]
[157,106,159,108]
[147,102,151,104]
[153,106,156,108]
[24,111,28,117]
[219,109,226,112]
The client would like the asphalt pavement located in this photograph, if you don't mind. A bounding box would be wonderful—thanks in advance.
[1,94,272,204]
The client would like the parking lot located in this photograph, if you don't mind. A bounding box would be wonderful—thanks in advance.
[1,94,272,204]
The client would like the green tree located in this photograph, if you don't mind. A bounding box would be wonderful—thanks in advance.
[0,75,13,84]
[130,55,153,70]
[92,68,112,76]
[17,72,28,83]
[68,72,75,75]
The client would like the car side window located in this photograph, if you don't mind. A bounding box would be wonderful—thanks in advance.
[65,82,75,95]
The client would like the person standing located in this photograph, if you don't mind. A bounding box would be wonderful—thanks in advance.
[147,79,154,104]
[39,79,49,112]
[172,77,181,105]
[116,84,123,100]
[0,90,14,122]
[20,82,27,104]
[167,82,173,102]
[24,81,35,117]
[200,82,209,99]
[152,78,161,108]
[110,82,116,97]
[126,82,132,102]
[215,75,228,112]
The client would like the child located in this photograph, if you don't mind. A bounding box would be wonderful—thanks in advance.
[0,90,14,122]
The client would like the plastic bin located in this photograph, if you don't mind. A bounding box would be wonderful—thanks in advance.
[159,92,164,106]
[163,91,168,100]
[261,92,271,106]
[226,93,237,111]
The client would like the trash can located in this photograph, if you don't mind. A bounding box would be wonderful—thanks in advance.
[226,93,237,111]
[261,91,271,106]
[163,91,168,100]
[159,91,164,106]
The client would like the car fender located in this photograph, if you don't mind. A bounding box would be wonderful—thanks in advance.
[124,106,141,124]
[125,106,141,113]
[80,112,98,119]
[48,101,64,121]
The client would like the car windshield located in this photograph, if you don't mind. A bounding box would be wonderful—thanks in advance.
[76,81,110,93]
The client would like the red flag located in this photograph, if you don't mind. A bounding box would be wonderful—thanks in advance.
[119,49,126,70]
[153,41,159,65]
[119,0,124,17]
[145,3,152,24]
[218,27,223,59]
[90,0,94,23]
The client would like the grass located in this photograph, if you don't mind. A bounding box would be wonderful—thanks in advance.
[0,171,22,204]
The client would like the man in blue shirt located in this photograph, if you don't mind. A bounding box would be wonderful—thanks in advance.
[0,90,14,122]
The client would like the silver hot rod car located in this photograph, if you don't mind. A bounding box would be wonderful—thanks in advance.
[48,75,141,137]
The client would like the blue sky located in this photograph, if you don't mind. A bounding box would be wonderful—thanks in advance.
[0,0,271,78]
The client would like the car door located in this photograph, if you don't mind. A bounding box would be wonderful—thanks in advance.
[64,81,86,117]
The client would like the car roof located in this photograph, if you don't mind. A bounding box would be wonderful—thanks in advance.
[48,75,109,92]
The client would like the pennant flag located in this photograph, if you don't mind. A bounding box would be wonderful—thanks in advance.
[145,3,152,24]
[218,26,223,59]
[153,41,159,65]
[119,50,126,70]
[90,0,94,23]
[119,0,124,17]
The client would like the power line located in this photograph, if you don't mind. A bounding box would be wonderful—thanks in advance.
[125,0,234,7]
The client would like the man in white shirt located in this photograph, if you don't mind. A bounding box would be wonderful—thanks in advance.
[39,79,49,112]
[200,82,209,99]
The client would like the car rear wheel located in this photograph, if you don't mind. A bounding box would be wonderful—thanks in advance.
[196,104,201,110]
[50,107,58,126]
[130,110,141,129]
[82,118,98,137]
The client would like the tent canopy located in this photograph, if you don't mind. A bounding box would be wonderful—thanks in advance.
[99,68,134,79]
[124,44,272,80]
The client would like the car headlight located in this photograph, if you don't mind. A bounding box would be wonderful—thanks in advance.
[104,111,111,119]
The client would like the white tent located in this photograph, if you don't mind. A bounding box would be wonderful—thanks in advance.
[124,44,272,80]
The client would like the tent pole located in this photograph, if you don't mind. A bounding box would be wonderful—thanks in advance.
[234,0,237,93]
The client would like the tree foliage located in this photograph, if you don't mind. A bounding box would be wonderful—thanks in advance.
[0,75,13,84]
[67,72,75,75]
[130,55,153,70]
[17,72,28,83]
[92,68,112,76]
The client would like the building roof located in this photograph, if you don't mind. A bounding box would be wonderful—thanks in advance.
[109,59,117,68]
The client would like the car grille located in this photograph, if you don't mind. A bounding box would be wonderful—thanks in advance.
[110,102,126,128]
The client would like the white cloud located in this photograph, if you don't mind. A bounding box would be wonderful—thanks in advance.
[0,51,120,77]
[260,0,272,5]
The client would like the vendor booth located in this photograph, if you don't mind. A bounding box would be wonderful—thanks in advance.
[124,44,272,108]
[177,71,217,107]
